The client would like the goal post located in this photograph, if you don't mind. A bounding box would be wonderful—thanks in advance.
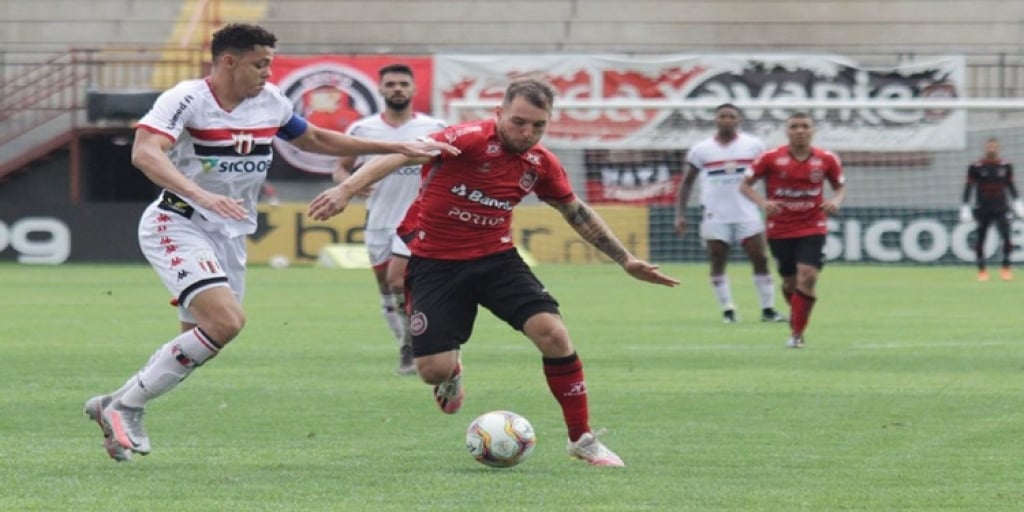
[447,98,1024,266]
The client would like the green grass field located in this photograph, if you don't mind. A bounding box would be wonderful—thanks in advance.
[1,262,1022,511]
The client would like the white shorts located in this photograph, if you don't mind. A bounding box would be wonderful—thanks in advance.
[365,228,411,266]
[699,219,766,245]
[138,200,246,323]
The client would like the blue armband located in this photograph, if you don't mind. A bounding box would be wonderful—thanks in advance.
[276,114,309,141]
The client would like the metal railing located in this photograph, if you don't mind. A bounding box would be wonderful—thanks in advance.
[0,47,205,146]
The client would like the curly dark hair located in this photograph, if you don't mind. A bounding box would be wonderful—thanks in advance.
[210,23,277,59]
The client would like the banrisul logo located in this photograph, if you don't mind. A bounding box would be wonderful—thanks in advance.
[274,64,381,174]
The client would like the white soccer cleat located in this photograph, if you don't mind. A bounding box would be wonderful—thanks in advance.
[567,429,625,467]
[84,395,132,462]
[785,335,805,349]
[104,399,151,455]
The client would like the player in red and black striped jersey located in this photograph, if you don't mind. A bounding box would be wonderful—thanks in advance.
[959,137,1023,281]
[309,77,679,467]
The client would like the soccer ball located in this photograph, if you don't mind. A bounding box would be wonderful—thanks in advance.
[268,254,290,269]
[465,410,536,468]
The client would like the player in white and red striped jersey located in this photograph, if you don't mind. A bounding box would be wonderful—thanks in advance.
[309,77,679,468]
[83,23,455,463]
[741,112,846,349]
[674,103,784,324]
[333,64,446,375]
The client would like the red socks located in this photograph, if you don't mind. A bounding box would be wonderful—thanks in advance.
[790,288,816,336]
[543,352,590,442]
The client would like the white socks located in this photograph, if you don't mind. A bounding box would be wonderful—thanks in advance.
[710,274,734,311]
[710,273,776,313]
[119,328,220,408]
[754,273,776,309]
[381,293,406,346]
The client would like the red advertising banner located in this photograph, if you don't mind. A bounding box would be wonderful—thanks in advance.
[434,54,965,152]
[270,55,434,174]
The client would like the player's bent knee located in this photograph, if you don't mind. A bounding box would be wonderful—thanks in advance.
[523,314,572,356]
[415,352,458,384]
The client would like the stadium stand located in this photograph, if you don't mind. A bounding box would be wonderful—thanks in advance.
[1,0,1023,205]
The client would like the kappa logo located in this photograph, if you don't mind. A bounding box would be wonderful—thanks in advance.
[486,142,502,155]
[232,132,255,155]
[525,152,541,165]
[274,63,381,174]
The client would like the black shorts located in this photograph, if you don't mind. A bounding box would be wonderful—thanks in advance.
[768,234,826,277]
[973,208,1012,225]
[405,248,561,357]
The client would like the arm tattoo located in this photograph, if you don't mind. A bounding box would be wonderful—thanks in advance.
[554,200,629,264]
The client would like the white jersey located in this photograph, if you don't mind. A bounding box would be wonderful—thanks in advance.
[137,79,296,237]
[346,113,446,230]
[687,132,766,223]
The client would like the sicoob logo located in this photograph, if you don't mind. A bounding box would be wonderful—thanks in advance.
[274,64,381,174]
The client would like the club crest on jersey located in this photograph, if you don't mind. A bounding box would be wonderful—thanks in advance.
[232,132,256,155]
[486,142,502,155]
[809,169,824,183]
[519,168,539,191]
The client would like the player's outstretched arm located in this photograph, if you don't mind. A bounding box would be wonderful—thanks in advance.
[290,125,458,159]
[308,153,429,221]
[546,197,680,287]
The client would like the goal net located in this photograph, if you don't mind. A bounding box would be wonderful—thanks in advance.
[447,98,1024,266]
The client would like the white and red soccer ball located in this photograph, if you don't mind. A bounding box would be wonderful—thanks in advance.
[465,410,536,468]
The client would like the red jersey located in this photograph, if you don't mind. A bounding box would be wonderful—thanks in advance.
[748,145,845,239]
[410,118,575,259]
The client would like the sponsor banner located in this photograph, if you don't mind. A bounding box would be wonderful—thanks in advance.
[270,55,435,175]
[0,202,370,265]
[511,205,649,263]
[583,149,685,205]
[246,203,369,264]
[0,203,147,264]
[650,207,1023,264]
[435,54,965,151]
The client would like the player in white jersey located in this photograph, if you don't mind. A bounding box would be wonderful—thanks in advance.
[83,24,456,463]
[334,64,446,375]
[674,103,785,324]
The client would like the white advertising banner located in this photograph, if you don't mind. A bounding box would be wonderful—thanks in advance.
[434,54,966,151]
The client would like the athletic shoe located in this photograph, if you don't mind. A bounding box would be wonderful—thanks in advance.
[722,310,738,324]
[785,335,805,349]
[977,269,990,282]
[761,308,787,322]
[103,399,151,455]
[396,344,416,376]
[1001,267,1013,281]
[567,429,625,467]
[433,360,464,414]
[84,395,132,462]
